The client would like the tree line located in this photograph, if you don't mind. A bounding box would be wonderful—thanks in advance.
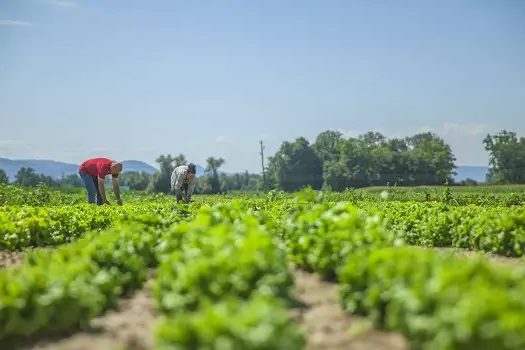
[1,130,524,192]
[266,131,456,191]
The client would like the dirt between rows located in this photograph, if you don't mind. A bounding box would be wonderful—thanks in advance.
[0,250,25,269]
[292,268,407,350]
[18,280,156,350]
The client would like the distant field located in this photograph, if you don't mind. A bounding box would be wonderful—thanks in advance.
[360,184,525,194]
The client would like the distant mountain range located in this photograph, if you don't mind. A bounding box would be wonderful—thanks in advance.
[0,158,158,181]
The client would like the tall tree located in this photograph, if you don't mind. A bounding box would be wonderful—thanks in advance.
[121,171,152,191]
[267,137,323,191]
[484,130,525,183]
[149,154,175,193]
[405,132,456,185]
[58,174,83,188]
[15,167,40,187]
[174,154,187,167]
[205,157,225,194]
[217,171,261,192]
[0,169,8,184]
[14,167,57,187]
[313,130,343,164]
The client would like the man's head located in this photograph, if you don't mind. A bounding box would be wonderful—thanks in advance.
[110,162,123,177]
[186,163,196,181]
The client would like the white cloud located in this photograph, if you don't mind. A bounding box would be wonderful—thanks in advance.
[0,20,32,26]
[215,136,233,144]
[442,122,489,137]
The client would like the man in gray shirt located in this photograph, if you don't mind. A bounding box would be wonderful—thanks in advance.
[171,163,197,203]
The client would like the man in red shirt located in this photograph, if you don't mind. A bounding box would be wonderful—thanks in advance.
[78,158,123,205]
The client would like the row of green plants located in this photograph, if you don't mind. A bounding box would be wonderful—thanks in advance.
[368,201,525,257]
[0,217,167,342]
[341,246,525,350]
[0,202,198,250]
[3,188,524,256]
[153,203,304,349]
[0,183,85,206]
[0,203,304,349]
[280,201,525,350]
[268,188,525,257]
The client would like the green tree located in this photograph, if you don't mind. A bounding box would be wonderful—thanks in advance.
[174,154,187,167]
[405,132,456,185]
[267,137,323,191]
[149,154,174,193]
[484,130,525,183]
[58,174,83,188]
[14,167,57,187]
[218,171,261,192]
[335,137,373,188]
[205,157,225,194]
[313,130,343,163]
[381,138,411,185]
[15,167,40,187]
[121,171,152,191]
[0,169,8,184]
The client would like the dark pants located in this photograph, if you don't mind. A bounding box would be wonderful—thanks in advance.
[175,183,189,202]
[79,172,103,205]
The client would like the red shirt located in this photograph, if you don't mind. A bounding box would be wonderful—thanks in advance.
[79,158,114,179]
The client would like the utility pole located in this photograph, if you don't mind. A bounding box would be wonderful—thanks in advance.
[259,140,266,189]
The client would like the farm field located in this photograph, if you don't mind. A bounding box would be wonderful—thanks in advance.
[1,184,525,350]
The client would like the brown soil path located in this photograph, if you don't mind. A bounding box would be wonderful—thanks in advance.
[292,269,407,350]
[19,280,156,350]
[0,250,25,268]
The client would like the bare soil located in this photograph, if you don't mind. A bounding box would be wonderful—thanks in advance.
[0,250,25,269]
[19,280,156,350]
[292,268,407,350]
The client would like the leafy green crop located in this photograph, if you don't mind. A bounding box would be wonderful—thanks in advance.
[0,220,167,340]
[340,247,525,350]
[153,206,303,349]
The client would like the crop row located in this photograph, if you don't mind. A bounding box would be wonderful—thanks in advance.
[0,202,196,250]
[281,201,525,350]
[0,217,166,341]
[368,202,525,257]
[153,204,303,349]
[0,203,304,349]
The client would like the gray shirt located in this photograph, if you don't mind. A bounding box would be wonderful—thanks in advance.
[170,165,196,200]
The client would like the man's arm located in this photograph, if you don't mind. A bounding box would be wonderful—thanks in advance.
[112,177,122,205]
[97,177,109,204]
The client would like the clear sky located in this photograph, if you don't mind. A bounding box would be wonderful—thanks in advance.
[1,0,524,172]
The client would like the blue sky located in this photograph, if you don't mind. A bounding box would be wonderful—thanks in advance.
[1,0,524,172]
